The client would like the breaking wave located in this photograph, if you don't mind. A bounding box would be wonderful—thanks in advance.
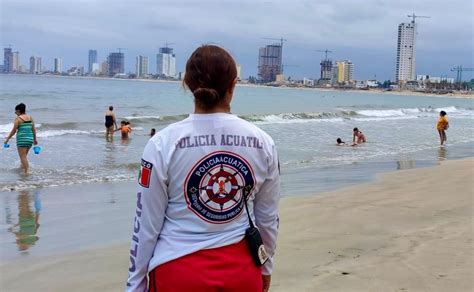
[244,106,473,124]
[1,107,471,135]
[36,129,98,138]
[124,114,189,123]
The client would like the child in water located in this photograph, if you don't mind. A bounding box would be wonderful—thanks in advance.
[116,120,132,139]
[337,137,358,147]
[352,127,366,144]
[436,111,449,146]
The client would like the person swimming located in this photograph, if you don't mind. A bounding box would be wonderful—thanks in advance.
[336,137,357,147]
[150,128,156,137]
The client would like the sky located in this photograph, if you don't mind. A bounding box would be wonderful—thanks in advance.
[1,0,473,80]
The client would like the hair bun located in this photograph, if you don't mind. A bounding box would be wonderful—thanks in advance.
[193,88,220,109]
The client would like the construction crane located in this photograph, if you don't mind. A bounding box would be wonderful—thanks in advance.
[163,42,175,48]
[316,49,332,60]
[407,13,430,23]
[451,65,474,89]
[117,48,126,53]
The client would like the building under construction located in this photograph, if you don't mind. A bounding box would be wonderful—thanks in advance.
[395,13,430,84]
[107,52,124,77]
[258,44,282,82]
[319,60,333,84]
[316,49,333,85]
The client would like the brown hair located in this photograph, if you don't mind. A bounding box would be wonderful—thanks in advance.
[184,45,237,110]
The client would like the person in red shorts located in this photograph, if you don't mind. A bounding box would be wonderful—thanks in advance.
[126,45,281,292]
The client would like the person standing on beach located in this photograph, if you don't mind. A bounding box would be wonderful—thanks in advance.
[104,106,117,139]
[127,45,280,292]
[4,103,38,173]
[436,111,449,146]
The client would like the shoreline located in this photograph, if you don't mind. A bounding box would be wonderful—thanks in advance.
[0,151,464,195]
[3,73,473,99]
[1,158,473,291]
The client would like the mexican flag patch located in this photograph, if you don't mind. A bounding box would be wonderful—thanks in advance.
[139,159,153,188]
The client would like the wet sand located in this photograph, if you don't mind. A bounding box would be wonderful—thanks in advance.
[0,158,472,291]
[272,158,473,291]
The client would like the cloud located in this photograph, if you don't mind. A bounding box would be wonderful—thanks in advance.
[1,0,472,80]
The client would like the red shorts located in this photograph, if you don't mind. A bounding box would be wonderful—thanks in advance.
[148,239,262,292]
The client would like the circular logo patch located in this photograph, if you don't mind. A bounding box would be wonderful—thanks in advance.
[184,151,255,224]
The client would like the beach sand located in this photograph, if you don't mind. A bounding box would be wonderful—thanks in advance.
[272,158,473,291]
[1,158,472,291]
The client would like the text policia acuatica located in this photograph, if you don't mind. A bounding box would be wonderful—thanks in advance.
[128,192,143,280]
[194,155,249,177]
[176,134,264,150]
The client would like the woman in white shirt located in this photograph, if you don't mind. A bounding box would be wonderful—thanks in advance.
[127,45,280,292]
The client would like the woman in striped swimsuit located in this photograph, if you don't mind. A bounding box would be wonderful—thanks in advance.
[4,103,38,173]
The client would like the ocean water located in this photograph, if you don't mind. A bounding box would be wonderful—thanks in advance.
[1,74,473,194]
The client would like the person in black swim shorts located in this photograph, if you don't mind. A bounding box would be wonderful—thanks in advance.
[105,106,117,139]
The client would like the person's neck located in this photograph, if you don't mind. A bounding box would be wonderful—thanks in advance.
[194,105,231,114]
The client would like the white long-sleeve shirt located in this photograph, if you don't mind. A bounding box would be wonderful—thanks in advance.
[126,113,280,291]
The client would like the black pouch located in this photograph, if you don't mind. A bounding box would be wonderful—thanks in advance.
[243,186,269,266]
[245,226,269,266]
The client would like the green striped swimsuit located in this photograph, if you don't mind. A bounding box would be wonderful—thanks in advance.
[17,121,34,148]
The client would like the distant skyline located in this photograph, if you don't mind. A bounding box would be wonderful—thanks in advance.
[1,0,473,81]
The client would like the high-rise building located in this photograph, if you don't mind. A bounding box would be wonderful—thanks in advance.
[258,44,282,82]
[29,56,42,74]
[107,52,124,77]
[335,60,354,84]
[88,50,98,74]
[37,57,42,74]
[12,51,19,73]
[4,48,13,73]
[29,57,35,74]
[54,58,63,74]
[319,59,333,84]
[396,21,416,83]
[156,47,176,77]
[100,61,108,75]
[331,65,339,85]
[136,55,149,77]
[236,64,242,80]
[91,63,100,75]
